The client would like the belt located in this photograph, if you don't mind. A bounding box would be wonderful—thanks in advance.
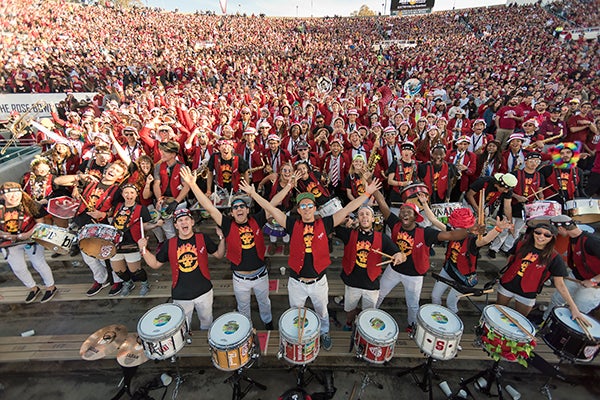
[233,269,268,281]
[296,275,324,285]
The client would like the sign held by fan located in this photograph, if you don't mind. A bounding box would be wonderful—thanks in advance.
[403,78,422,98]
[317,77,333,94]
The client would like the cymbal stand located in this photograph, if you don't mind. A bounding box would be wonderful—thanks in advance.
[170,355,183,400]
[111,365,138,400]
[459,360,506,399]
[225,366,267,400]
[397,357,438,400]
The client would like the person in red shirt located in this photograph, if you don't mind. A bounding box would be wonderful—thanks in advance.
[567,101,598,157]
[495,95,524,150]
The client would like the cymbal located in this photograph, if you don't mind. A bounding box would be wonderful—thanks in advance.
[80,324,128,361]
[116,333,149,367]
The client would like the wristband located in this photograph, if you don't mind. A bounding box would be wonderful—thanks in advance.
[494,226,503,233]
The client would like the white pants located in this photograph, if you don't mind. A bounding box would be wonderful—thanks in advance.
[544,271,600,320]
[161,201,187,240]
[232,272,272,324]
[288,276,330,334]
[174,289,214,330]
[81,252,122,284]
[376,267,423,326]
[431,268,461,313]
[344,285,378,312]
[2,243,54,289]
[490,217,525,252]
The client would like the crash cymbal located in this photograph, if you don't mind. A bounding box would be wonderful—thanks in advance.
[116,333,149,367]
[80,324,128,361]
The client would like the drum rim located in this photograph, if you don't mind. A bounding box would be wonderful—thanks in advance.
[279,307,321,343]
[417,304,464,338]
[355,308,399,344]
[208,311,253,347]
[482,305,535,340]
[137,303,186,340]
[550,306,600,338]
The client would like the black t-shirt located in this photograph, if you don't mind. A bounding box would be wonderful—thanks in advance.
[221,210,267,271]
[156,234,218,300]
[469,177,512,218]
[335,226,400,290]
[208,153,249,191]
[417,162,458,204]
[502,246,567,298]
[385,213,440,276]
[79,160,107,182]
[387,160,417,204]
[72,183,123,228]
[443,234,480,273]
[511,171,545,217]
[285,215,334,279]
[113,204,152,252]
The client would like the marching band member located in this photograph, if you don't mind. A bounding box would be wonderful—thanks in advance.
[262,134,291,176]
[0,182,57,303]
[336,205,404,330]
[240,178,382,351]
[468,119,492,156]
[180,167,274,330]
[417,144,457,204]
[502,133,527,173]
[497,222,584,320]
[138,208,225,330]
[475,140,505,178]
[372,190,467,331]
[446,136,476,202]
[294,160,331,208]
[543,215,600,320]
[320,138,350,201]
[387,141,419,214]
[540,142,586,205]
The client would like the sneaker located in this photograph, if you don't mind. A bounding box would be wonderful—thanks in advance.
[25,287,41,303]
[86,281,109,297]
[51,252,61,258]
[40,287,58,303]
[109,282,123,296]
[342,324,353,332]
[69,244,80,257]
[487,249,497,259]
[405,325,415,334]
[333,296,344,306]
[321,333,333,351]
[267,244,277,255]
[139,281,150,296]
[120,281,135,297]
[499,249,511,258]
[264,321,274,331]
[283,243,290,256]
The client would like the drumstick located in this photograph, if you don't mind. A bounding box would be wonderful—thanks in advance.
[140,217,146,256]
[564,276,600,289]
[575,316,593,340]
[457,288,494,299]
[370,248,394,259]
[526,185,553,201]
[477,188,485,241]
[298,308,306,344]
[297,307,301,341]
[493,304,537,341]
[376,259,394,267]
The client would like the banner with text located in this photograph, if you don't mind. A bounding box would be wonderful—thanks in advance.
[0,93,97,120]
[391,0,435,15]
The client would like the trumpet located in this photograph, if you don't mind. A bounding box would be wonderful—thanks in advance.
[524,133,563,150]
[195,159,210,179]
[1,100,47,155]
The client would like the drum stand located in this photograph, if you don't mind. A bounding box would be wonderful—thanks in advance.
[397,357,439,400]
[111,366,138,400]
[169,355,184,400]
[459,360,507,399]
[540,357,570,400]
[288,363,324,388]
[225,366,267,400]
[349,371,384,400]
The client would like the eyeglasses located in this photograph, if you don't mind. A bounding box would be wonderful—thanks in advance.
[298,203,315,210]
[298,149,308,152]
[534,230,553,238]
[241,112,250,115]
[124,133,134,137]
[231,204,247,210]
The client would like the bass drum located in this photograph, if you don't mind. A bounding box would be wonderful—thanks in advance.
[541,306,600,362]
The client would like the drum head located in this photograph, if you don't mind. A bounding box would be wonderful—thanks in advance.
[552,306,600,338]
[209,312,252,347]
[418,304,463,336]
[137,303,185,340]
[356,308,398,342]
[482,305,535,340]
[279,307,320,342]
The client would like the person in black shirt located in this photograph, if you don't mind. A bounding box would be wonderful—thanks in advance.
[181,166,274,330]
[138,208,225,330]
[335,205,404,330]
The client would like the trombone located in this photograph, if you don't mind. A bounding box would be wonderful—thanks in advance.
[1,100,47,155]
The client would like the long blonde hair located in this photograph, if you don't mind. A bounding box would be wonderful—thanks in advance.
[0,182,39,216]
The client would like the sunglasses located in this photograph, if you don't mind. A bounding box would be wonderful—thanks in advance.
[298,203,315,210]
[124,133,134,137]
[158,129,170,133]
[231,204,247,210]
[534,230,553,238]
[552,221,574,228]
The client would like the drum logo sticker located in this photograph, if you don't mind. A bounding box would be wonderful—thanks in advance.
[431,311,448,324]
[223,320,239,335]
[369,346,383,358]
[153,313,172,327]
[369,317,386,331]
[293,317,309,329]
[100,245,113,259]
[584,345,599,360]
[499,316,517,328]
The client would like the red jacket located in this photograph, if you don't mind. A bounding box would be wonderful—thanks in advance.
[288,218,331,275]
[342,230,383,282]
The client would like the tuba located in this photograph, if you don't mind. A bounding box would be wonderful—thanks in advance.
[1,100,47,154]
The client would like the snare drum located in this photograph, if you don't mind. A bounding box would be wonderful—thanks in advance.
[400,183,429,206]
[354,308,398,364]
[479,305,536,363]
[414,304,463,361]
[564,198,600,224]
[208,312,255,371]
[78,224,122,260]
[430,203,462,224]
[316,197,343,218]
[524,200,562,224]
[541,306,600,362]
[31,223,76,254]
[137,303,188,360]
[279,307,320,365]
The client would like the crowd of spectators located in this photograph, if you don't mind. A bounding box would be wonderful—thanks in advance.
[545,0,600,28]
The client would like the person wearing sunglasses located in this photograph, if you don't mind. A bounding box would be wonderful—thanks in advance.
[180,167,275,331]
[542,215,600,321]
[497,222,584,320]
[239,177,382,352]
